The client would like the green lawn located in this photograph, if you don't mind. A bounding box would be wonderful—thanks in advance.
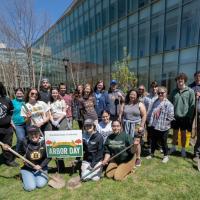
[0,129,200,200]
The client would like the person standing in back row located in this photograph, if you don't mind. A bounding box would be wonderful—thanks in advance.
[59,83,73,130]
[108,80,125,121]
[39,78,51,104]
[189,71,200,161]
[170,73,195,157]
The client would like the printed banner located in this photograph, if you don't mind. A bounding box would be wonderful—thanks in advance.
[45,130,83,158]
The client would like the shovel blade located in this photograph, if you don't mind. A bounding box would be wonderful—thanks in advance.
[66,176,82,190]
[48,174,66,189]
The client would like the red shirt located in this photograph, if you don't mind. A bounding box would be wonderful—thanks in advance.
[60,94,72,118]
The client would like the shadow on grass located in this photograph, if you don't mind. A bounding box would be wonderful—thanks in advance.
[0,174,21,180]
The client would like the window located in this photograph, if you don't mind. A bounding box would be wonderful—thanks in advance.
[150,55,162,84]
[128,13,138,26]
[96,3,102,30]
[90,36,96,63]
[139,0,149,8]
[89,9,95,34]
[102,0,109,27]
[181,1,200,48]
[151,16,164,54]
[103,28,110,65]
[180,47,197,64]
[110,24,118,63]
[128,25,138,58]
[84,13,89,37]
[118,0,127,19]
[165,9,179,51]
[110,0,118,23]
[96,32,103,65]
[166,0,181,9]
[119,30,127,59]
[128,0,138,13]
[152,0,165,16]
[139,21,150,57]
[138,58,149,89]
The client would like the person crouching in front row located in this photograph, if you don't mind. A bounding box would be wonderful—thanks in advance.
[81,119,104,181]
[20,126,51,191]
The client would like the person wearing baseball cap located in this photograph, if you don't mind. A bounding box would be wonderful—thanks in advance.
[81,118,104,181]
[20,125,51,191]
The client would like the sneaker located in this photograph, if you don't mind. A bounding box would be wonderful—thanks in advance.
[162,156,169,163]
[193,157,199,162]
[146,155,153,160]
[197,158,200,171]
[5,160,19,167]
[160,149,163,153]
[181,148,186,158]
[135,158,142,167]
[169,146,176,154]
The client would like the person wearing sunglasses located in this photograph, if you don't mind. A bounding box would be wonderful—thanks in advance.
[137,85,148,103]
[146,86,174,163]
[21,88,50,134]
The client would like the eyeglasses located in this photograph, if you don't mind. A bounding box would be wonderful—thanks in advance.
[158,92,165,95]
[138,88,144,91]
[30,92,38,96]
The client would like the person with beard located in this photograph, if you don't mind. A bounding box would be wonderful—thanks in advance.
[59,83,73,130]
[39,78,51,104]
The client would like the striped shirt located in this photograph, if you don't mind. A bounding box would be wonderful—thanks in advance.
[148,98,174,131]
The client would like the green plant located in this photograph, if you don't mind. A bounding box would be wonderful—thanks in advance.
[112,47,137,93]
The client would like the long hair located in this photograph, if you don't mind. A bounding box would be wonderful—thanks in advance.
[125,89,139,104]
[94,80,105,92]
[25,88,40,103]
[50,87,62,102]
[0,82,6,97]
[83,83,93,97]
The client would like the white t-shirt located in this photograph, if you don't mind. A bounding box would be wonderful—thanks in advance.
[21,101,50,125]
[50,100,66,119]
[96,121,112,143]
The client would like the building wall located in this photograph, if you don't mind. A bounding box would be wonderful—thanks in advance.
[33,0,200,91]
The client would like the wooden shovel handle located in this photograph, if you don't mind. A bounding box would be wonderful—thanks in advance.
[0,141,56,180]
[81,143,134,180]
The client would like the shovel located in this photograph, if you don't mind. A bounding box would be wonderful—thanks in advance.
[66,143,134,189]
[0,141,65,189]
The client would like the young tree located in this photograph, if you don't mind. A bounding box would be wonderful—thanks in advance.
[112,47,137,93]
[0,0,49,87]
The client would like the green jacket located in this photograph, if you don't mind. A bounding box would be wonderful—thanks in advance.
[170,86,195,120]
[104,132,133,164]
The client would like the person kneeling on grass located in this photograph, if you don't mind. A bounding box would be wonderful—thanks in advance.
[20,125,51,191]
[81,119,104,181]
[102,120,135,181]
[146,87,174,163]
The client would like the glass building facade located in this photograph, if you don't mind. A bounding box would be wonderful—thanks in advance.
[33,0,200,91]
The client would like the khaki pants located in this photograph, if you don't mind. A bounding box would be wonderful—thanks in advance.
[105,158,135,181]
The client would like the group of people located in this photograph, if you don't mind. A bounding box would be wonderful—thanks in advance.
[0,71,199,191]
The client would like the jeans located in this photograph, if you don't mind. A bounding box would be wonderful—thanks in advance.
[20,168,48,191]
[66,117,72,130]
[15,124,26,153]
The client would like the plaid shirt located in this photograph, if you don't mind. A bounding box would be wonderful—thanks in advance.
[148,98,174,131]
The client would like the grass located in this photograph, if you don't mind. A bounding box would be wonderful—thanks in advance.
[0,126,200,200]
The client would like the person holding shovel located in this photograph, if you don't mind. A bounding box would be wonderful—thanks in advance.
[102,120,134,181]
[2,125,51,191]
[81,119,104,181]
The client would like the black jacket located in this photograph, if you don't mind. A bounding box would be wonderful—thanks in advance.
[82,131,104,168]
[0,96,13,128]
[21,138,51,171]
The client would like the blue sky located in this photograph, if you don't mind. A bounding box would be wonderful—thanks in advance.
[35,0,73,25]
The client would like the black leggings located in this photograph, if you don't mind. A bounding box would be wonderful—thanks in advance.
[151,128,169,156]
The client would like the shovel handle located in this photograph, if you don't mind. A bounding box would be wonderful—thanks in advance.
[0,141,57,180]
[81,143,134,180]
